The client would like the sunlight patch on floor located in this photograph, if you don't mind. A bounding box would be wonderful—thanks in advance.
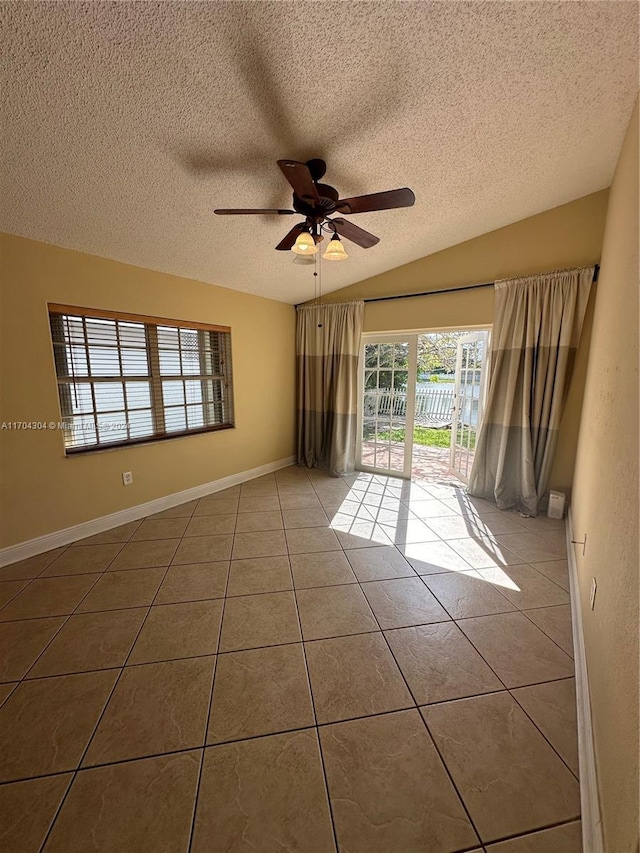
[326,473,520,590]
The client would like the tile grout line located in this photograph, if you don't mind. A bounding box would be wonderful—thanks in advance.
[440,612,579,786]
[286,476,342,853]
[523,559,573,593]
[1,639,579,692]
[477,816,583,849]
[0,542,74,601]
[4,540,135,733]
[0,684,584,789]
[339,473,577,844]
[37,521,190,852]
[186,534,232,853]
[519,606,576,660]
[1,466,577,851]
[18,536,144,683]
[331,495,487,849]
[507,682,581,783]
[0,538,118,616]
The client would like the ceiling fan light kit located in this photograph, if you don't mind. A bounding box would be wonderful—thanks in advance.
[323,234,348,261]
[291,231,318,255]
[214,159,415,261]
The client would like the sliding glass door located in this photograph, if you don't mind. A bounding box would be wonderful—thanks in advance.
[449,331,490,483]
[357,336,417,478]
[358,329,490,482]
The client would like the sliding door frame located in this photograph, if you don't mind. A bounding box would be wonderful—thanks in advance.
[357,325,492,481]
[356,334,418,479]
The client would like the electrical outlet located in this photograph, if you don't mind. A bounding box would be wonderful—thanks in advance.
[122,471,133,486]
[590,577,597,610]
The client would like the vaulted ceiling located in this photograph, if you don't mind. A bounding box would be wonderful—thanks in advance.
[2,2,638,303]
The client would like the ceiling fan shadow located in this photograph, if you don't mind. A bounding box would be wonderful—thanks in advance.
[166,5,409,186]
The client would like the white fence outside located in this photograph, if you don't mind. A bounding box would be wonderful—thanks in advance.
[363,386,454,427]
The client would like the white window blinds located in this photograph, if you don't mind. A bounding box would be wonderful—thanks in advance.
[49,305,234,452]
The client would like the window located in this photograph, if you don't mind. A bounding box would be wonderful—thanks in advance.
[48,304,234,453]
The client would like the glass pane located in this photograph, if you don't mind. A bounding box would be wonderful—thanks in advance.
[363,393,377,418]
[378,370,392,390]
[64,416,97,448]
[97,412,127,443]
[393,370,408,392]
[157,326,179,348]
[374,446,390,471]
[128,410,154,439]
[94,382,124,413]
[181,348,200,375]
[67,383,93,414]
[88,346,120,377]
[180,329,199,350]
[364,344,378,368]
[378,344,393,368]
[63,317,85,343]
[393,344,409,369]
[362,417,376,440]
[390,389,407,419]
[186,405,204,429]
[118,322,146,348]
[375,394,392,419]
[184,380,203,404]
[67,346,88,375]
[125,382,151,410]
[85,319,117,346]
[390,421,406,443]
[165,407,187,432]
[364,370,376,391]
[159,349,181,375]
[121,348,149,376]
[162,381,185,406]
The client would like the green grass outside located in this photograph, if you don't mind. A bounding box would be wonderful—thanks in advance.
[375,426,476,449]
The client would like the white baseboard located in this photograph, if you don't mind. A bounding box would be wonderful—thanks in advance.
[0,455,297,567]
[566,509,604,853]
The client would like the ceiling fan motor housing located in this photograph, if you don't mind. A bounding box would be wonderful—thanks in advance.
[214,158,415,251]
[293,185,339,219]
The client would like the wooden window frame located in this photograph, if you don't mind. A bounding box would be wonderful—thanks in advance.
[48,304,234,454]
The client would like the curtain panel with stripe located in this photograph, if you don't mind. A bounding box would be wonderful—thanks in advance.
[468,267,594,515]
[296,301,364,476]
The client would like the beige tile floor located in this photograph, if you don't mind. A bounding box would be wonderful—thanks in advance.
[0,467,582,852]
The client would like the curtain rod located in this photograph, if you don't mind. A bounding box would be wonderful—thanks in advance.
[364,281,493,304]
[363,263,599,304]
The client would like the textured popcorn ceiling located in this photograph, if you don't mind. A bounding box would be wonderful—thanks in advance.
[1,2,638,304]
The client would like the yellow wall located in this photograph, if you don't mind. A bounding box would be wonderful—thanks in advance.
[571,103,639,852]
[325,190,608,494]
[0,234,296,549]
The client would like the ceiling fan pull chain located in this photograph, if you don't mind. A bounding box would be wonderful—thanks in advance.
[319,247,323,309]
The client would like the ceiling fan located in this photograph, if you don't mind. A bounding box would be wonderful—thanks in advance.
[214,159,415,258]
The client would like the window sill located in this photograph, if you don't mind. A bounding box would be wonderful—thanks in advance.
[64,423,235,456]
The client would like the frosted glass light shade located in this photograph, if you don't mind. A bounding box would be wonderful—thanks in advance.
[323,237,348,260]
[291,232,318,255]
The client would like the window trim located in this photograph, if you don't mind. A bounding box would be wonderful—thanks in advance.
[48,303,234,455]
[48,303,231,334]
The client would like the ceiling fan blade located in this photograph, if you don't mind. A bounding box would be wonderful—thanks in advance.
[214,208,295,215]
[277,160,320,203]
[336,188,415,215]
[331,218,380,249]
[275,223,308,251]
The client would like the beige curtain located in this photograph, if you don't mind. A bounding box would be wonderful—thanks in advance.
[296,300,364,476]
[468,267,594,515]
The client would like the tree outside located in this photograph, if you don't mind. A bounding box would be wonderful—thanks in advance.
[364,333,466,391]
